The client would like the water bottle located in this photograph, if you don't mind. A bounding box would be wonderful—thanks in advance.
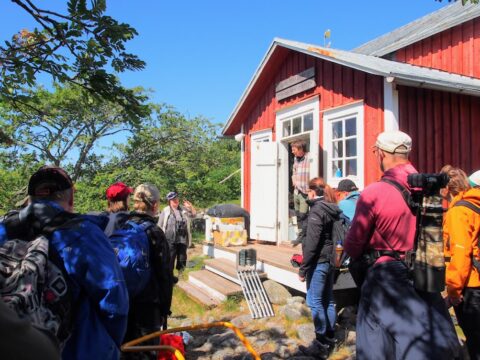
[335,242,343,268]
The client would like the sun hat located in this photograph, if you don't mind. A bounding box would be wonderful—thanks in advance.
[106,182,133,201]
[337,179,358,192]
[28,166,73,196]
[166,191,178,201]
[133,184,160,206]
[375,130,412,154]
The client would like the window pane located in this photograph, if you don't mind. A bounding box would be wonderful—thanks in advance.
[292,117,301,135]
[303,113,313,131]
[346,138,357,157]
[346,159,357,176]
[345,117,357,136]
[283,120,291,137]
[332,121,342,139]
[332,160,343,177]
[332,140,343,158]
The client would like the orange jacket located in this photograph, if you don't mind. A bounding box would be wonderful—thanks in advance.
[443,188,480,298]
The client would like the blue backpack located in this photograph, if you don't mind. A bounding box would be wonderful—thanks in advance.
[109,220,153,298]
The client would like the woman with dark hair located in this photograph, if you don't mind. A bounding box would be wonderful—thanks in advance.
[298,177,340,359]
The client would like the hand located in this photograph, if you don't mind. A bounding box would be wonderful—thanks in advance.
[298,275,305,282]
[183,200,192,209]
[445,295,463,307]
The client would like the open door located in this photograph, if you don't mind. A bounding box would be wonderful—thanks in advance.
[250,141,278,242]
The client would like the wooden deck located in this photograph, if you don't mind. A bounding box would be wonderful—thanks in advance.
[204,241,300,272]
[203,241,355,293]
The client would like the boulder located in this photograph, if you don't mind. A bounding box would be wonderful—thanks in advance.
[263,280,291,305]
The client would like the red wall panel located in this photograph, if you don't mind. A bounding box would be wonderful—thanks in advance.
[395,19,480,78]
[241,51,384,210]
[398,85,480,174]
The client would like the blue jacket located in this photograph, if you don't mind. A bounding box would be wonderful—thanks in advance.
[0,202,129,360]
[338,191,360,221]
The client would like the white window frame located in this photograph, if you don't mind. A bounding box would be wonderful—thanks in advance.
[251,129,272,142]
[323,102,364,190]
[276,96,319,243]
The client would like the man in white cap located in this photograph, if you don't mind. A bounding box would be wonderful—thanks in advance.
[344,131,460,359]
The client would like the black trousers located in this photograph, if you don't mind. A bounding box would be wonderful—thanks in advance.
[169,243,187,272]
[454,287,480,360]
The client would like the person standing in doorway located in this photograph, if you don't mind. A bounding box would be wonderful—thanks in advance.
[158,191,196,274]
[291,140,310,245]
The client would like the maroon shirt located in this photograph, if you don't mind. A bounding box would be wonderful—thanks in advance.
[344,163,417,263]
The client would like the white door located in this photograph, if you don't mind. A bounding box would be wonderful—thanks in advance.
[250,141,278,242]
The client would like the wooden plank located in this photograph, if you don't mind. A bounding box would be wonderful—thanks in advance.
[177,280,220,308]
[276,78,316,101]
[189,270,242,296]
[275,67,315,92]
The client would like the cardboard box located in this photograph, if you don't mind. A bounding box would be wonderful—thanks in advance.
[213,229,248,247]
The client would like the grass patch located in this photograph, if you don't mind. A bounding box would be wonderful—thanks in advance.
[170,286,207,319]
[191,229,205,244]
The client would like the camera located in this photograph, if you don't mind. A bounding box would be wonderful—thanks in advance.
[175,219,188,237]
[406,172,449,293]
[407,172,449,196]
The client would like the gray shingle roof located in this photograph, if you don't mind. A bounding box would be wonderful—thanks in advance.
[353,2,480,56]
[223,37,480,134]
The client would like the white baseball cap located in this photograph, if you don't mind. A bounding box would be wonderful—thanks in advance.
[469,170,480,187]
[375,130,412,154]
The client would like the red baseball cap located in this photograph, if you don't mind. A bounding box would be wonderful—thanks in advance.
[106,182,133,201]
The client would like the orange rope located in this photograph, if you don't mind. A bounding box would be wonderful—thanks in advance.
[121,321,261,360]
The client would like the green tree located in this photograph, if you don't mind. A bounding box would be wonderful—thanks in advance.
[0,83,148,181]
[115,105,241,207]
[1,0,148,120]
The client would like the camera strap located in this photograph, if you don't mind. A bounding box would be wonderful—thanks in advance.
[381,178,416,214]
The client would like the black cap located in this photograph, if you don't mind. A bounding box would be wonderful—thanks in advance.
[337,179,358,192]
[28,166,73,196]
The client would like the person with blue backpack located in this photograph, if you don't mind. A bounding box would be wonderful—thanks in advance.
[110,183,174,360]
[0,166,129,359]
[335,179,360,221]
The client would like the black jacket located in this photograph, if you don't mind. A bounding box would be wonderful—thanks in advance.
[299,197,342,278]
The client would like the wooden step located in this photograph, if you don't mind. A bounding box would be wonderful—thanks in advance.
[204,258,267,285]
[176,280,220,308]
[188,269,242,302]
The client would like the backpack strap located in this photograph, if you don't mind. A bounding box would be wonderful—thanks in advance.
[453,200,480,272]
[381,178,416,213]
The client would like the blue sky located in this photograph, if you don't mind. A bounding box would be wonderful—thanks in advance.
[1,0,449,127]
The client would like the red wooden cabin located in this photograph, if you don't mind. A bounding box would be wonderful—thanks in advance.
[222,2,480,244]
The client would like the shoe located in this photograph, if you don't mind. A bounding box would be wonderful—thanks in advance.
[299,339,330,359]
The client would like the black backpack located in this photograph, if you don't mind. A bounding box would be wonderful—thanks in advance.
[453,200,480,272]
[0,211,80,346]
[330,212,351,269]
[125,213,174,328]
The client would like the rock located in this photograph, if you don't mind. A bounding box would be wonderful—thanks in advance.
[276,345,291,358]
[230,314,252,328]
[260,352,282,360]
[195,341,213,352]
[263,280,291,305]
[345,330,356,346]
[180,319,193,327]
[296,323,316,344]
[211,348,236,360]
[283,306,303,321]
[287,296,306,305]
